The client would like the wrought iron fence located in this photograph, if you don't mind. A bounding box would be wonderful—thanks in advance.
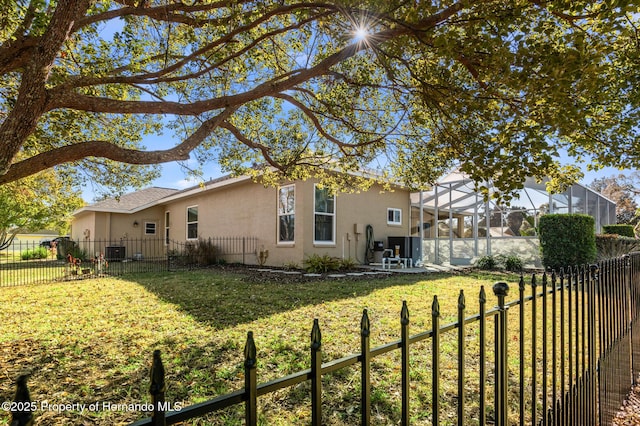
[8,254,640,425]
[0,236,258,286]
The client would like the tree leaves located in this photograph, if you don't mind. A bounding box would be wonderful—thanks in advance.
[1,1,639,198]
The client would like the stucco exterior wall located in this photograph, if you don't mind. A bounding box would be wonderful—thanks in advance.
[295,180,410,265]
[73,176,412,267]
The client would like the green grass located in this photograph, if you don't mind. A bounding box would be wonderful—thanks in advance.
[0,269,529,425]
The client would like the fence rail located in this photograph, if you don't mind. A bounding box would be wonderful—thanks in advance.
[0,236,258,287]
[8,254,640,425]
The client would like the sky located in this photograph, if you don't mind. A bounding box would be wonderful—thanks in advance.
[80,148,634,203]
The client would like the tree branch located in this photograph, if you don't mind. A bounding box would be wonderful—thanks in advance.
[0,107,236,184]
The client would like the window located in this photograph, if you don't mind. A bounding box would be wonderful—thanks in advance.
[187,206,198,240]
[314,185,335,243]
[164,211,170,245]
[145,221,157,235]
[387,208,402,225]
[278,185,295,243]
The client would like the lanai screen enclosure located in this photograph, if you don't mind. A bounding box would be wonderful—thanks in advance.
[410,171,616,267]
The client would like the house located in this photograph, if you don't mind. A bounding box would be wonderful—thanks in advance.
[71,174,412,267]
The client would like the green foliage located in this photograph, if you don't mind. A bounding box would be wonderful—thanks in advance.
[303,254,341,273]
[475,255,498,270]
[338,257,358,270]
[282,261,300,270]
[501,255,524,273]
[0,172,83,250]
[21,246,49,260]
[538,214,597,271]
[602,224,635,238]
[475,254,523,272]
[596,234,640,260]
[2,2,640,201]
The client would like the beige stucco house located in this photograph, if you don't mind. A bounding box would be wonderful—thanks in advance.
[71,174,412,267]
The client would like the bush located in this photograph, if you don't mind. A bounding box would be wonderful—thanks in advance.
[538,214,597,271]
[21,247,49,260]
[596,234,640,260]
[475,255,498,270]
[338,257,357,270]
[602,224,635,238]
[303,254,341,273]
[184,238,218,265]
[475,254,523,272]
[502,255,523,272]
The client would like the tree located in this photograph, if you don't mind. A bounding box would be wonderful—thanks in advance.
[589,174,640,224]
[0,170,83,249]
[2,1,640,196]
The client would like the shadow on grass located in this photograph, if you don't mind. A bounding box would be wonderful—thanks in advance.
[126,267,436,329]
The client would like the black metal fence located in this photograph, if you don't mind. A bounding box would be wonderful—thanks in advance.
[127,255,639,425]
[8,254,640,425]
[0,237,258,286]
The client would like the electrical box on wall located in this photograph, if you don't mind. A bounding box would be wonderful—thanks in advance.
[354,223,364,234]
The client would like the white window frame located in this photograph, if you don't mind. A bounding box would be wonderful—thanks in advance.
[313,184,336,245]
[164,211,170,245]
[278,184,295,244]
[186,205,198,240]
[387,208,402,225]
[144,221,157,235]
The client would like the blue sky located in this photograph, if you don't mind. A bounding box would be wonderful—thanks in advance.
[80,148,633,203]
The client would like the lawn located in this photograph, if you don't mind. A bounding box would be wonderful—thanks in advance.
[0,268,522,425]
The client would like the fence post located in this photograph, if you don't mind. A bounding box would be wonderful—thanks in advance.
[11,374,34,426]
[244,331,257,425]
[432,296,440,425]
[457,290,466,426]
[479,286,487,426]
[149,350,166,426]
[401,301,410,426]
[517,275,525,426]
[310,319,322,426]
[361,309,371,426]
[530,274,538,426]
[493,282,509,426]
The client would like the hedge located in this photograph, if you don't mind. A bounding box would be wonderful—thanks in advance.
[602,224,635,238]
[538,214,597,271]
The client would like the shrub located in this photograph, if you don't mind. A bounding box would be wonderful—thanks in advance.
[475,254,523,272]
[184,238,218,265]
[21,247,49,260]
[282,261,300,270]
[602,224,635,238]
[596,234,640,260]
[538,214,596,271]
[303,254,341,273]
[475,255,498,270]
[502,255,523,272]
[338,257,357,270]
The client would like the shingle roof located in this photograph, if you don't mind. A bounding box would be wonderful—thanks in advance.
[88,187,179,212]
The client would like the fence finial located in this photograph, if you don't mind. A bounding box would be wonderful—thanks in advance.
[401,301,409,325]
[432,296,440,317]
[458,290,465,310]
[311,319,321,350]
[11,374,34,426]
[492,282,509,299]
[244,331,257,368]
[361,309,370,337]
[149,350,165,396]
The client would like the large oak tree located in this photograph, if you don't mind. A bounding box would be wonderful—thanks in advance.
[1,0,639,196]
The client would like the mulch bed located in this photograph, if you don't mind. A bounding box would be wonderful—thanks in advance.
[613,378,640,425]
